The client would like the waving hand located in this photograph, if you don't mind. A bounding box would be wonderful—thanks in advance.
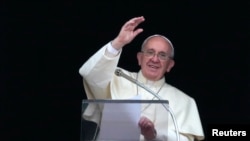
[112,16,145,50]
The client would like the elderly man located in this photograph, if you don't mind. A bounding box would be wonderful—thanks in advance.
[79,16,205,141]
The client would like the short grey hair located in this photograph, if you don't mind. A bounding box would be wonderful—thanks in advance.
[141,34,175,59]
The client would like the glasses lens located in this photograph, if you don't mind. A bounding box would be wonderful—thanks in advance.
[143,50,169,60]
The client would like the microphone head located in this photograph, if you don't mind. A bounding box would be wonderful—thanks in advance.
[115,69,122,76]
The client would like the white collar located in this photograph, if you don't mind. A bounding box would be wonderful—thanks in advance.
[137,70,165,88]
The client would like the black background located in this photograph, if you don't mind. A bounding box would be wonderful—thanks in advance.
[1,1,249,141]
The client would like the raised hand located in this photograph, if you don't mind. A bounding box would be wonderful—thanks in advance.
[112,16,145,50]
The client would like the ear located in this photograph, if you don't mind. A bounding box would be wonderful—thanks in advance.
[137,52,142,66]
[166,59,175,73]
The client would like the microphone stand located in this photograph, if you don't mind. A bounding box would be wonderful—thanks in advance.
[115,68,180,141]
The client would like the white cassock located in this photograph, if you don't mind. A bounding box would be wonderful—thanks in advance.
[79,42,205,141]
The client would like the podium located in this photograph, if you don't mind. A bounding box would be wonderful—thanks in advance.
[80,99,169,141]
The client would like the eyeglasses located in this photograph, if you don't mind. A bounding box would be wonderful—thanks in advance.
[141,50,171,60]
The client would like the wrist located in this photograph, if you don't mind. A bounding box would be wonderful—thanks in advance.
[111,38,125,50]
[107,42,120,55]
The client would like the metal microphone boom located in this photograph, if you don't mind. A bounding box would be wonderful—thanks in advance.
[115,68,180,141]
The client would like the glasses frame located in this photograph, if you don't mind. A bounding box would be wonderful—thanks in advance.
[141,49,172,61]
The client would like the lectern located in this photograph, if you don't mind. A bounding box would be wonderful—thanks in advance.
[80,99,169,141]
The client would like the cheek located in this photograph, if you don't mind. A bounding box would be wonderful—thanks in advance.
[161,63,169,72]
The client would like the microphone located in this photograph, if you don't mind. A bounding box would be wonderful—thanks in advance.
[115,68,163,100]
[115,68,180,141]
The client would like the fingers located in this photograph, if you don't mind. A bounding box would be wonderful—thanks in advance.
[112,16,145,49]
[139,116,154,128]
[129,16,145,27]
[123,16,145,31]
[133,28,144,37]
[139,116,157,140]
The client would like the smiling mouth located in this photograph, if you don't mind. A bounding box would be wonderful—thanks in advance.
[148,64,159,70]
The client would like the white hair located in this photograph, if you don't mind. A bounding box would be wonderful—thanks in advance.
[141,34,175,58]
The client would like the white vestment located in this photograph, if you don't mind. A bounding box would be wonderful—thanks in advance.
[79,42,205,141]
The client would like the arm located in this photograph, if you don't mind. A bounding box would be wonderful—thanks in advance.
[79,16,145,99]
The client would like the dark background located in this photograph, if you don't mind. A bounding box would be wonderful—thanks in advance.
[1,1,249,141]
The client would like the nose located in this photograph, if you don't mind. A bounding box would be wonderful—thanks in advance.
[151,54,160,62]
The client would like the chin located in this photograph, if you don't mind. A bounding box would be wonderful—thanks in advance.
[145,73,160,81]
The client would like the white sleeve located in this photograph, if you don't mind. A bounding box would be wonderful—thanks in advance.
[105,42,121,57]
[79,42,121,99]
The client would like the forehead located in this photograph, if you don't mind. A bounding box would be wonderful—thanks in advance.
[144,36,172,52]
